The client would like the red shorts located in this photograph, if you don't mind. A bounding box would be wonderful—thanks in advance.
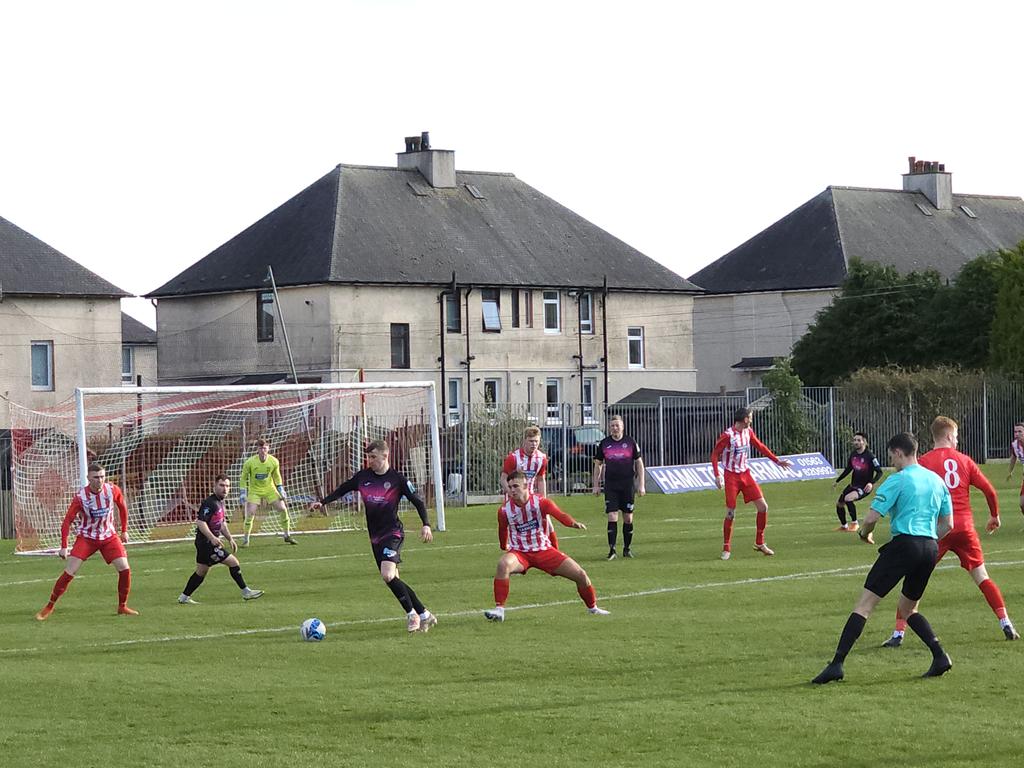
[937,527,984,572]
[512,548,569,575]
[724,471,763,508]
[70,535,126,564]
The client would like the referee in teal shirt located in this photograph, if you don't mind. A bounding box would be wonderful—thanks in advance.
[813,432,954,684]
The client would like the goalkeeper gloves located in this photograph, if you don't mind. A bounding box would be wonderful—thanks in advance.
[239,489,247,504]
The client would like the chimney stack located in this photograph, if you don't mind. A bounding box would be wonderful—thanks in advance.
[903,156,952,210]
[397,131,455,188]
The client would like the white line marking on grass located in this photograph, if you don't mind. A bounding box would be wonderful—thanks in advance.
[0,537,590,590]
[7,558,1023,656]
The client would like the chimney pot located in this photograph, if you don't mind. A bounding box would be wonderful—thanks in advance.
[421,131,430,150]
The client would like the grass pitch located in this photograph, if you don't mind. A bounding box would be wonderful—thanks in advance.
[3,471,1024,767]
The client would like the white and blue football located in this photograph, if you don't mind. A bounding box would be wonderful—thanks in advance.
[300,617,326,642]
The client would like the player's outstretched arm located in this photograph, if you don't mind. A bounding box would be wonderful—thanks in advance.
[1008,454,1017,481]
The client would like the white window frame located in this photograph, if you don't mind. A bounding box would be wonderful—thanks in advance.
[483,378,502,406]
[482,289,501,332]
[121,346,135,384]
[579,292,594,334]
[628,326,645,368]
[545,377,562,424]
[582,377,597,423]
[31,340,54,391]
[447,378,462,425]
[543,290,561,334]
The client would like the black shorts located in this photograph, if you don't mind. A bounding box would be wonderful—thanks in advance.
[195,538,231,566]
[372,534,404,567]
[838,485,866,503]
[863,534,939,602]
[604,485,636,514]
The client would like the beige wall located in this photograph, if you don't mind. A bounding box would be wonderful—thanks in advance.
[122,344,158,386]
[156,285,335,383]
[0,296,122,429]
[692,288,835,392]
[156,284,697,406]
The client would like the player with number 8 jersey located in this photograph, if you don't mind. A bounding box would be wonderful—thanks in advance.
[883,416,1019,645]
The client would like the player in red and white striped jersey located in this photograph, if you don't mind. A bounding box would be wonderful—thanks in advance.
[1004,422,1024,518]
[36,463,138,620]
[711,407,792,560]
[883,416,1019,645]
[483,471,609,621]
[500,425,557,548]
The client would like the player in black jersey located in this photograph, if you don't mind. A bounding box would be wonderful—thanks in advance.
[592,415,645,559]
[178,474,263,604]
[311,440,437,633]
[832,432,884,532]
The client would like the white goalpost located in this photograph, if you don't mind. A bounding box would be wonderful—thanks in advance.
[9,382,445,554]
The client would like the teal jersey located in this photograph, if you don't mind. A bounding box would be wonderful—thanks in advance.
[870,463,951,538]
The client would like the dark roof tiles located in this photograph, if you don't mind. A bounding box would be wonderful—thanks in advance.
[689,186,1024,293]
[0,215,130,298]
[149,164,699,297]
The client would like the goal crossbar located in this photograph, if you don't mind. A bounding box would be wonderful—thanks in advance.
[10,381,446,554]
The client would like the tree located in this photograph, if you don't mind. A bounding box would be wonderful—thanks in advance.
[990,241,1024,373]
[792,254,1002,384]
[791,260,943,385]
[760,357,815,454]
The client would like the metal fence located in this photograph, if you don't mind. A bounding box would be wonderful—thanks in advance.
[5,383,1024,521]
[437,381,1024,503]
[0,431,13,539]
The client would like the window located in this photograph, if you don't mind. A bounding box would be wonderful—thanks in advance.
[483,378,502,405]
[448,378,462,424]
[526,376,535,411]
[390,323,410,369]
[543,290,560,333]
[628,327,645,368]
[579,292,594,334]
[524,290,533,327]
[482,289,501,332]
[511,289,521,328]
[446,290,462,333]
[31,341,54,391]
[583,377,597,422]
[257,290,275,342]
[122,347,134,384]
[545,377,562,423]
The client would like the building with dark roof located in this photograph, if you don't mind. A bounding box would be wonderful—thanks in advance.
[150,134,701,412]
[0,215,131,427]
[687,158,1024,391]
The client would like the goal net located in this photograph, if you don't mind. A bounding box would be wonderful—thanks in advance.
[9,382,444,554]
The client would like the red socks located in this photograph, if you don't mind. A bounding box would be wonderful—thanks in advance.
[577,583,597,609]
[493,578,509,607]
[979,579,1008,620]
[895,609,907,633]
[722,518,734,551]
[118,569,131,607]
[755,511,768,546]
[49,571,74,605]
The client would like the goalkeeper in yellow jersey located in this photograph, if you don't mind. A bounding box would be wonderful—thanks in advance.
[240,437,297,545]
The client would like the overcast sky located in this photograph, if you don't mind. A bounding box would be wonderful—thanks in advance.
[2,0,1022,327]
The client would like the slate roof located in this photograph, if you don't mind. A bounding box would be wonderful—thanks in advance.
[0,215,129,298]
[689,186,1024,293]
[121,313,156,345]
[149,164,700,297]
